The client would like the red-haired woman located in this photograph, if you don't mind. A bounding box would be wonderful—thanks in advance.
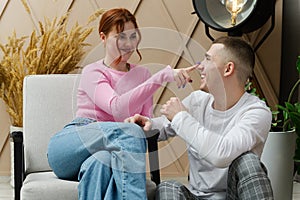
[47,8,197,200]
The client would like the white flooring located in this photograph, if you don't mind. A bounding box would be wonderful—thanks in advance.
[1,176,300,199]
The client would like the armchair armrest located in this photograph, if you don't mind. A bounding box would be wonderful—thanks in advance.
[10,131,24,200]
[145,129,161,185]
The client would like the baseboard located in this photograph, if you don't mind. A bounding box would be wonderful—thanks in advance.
[0,176,10,183]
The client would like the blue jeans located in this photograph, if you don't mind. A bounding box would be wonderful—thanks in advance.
[47,117,147,200]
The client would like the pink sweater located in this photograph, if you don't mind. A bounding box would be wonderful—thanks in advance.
[76,59,175,122]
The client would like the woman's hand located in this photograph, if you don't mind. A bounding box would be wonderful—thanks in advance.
[173,64,198,88]
[124,114,152,131]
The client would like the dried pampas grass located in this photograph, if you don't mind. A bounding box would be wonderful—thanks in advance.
[0,12,99,127]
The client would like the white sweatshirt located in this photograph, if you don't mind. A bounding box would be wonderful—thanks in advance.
[152,91,272,199]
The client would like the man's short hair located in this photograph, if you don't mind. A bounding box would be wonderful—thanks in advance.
[213,36,255,84]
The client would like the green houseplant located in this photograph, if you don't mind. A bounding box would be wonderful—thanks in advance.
[275,55,300,169]
[260,55,300,200]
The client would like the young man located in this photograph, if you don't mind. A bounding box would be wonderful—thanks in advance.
[126,36,273,199]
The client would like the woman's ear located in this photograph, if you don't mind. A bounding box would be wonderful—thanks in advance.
[224,62,234,77]
[100,32,106,43]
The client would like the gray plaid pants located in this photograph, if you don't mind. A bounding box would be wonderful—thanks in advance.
[155,152,274,200]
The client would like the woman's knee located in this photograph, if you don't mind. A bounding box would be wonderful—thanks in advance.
[89,122,146,153]
[123,122,146,138]
[118,123,147,153]
[79,151,112,179]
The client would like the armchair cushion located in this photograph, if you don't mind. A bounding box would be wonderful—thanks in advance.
[22,172,78,200]
[21,172,156,200]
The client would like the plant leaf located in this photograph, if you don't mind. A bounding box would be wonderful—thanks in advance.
[295,102,300,112]
[285,102,296,112]
[290,112,300,130]
[296,55,300,74]
[277,104,288,112]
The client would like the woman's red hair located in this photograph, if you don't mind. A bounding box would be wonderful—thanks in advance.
[98,8,142,64]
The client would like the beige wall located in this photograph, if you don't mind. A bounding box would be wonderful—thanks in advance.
[0,0,282,177]
[0,99,10,176]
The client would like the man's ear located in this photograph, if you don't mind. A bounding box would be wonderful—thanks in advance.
[224,62,234,77]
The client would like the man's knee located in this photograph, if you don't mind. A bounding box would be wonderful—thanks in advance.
[157,180,182,189]
[230,152,267,177]
[227,151,274,199]
[156,180,185,200]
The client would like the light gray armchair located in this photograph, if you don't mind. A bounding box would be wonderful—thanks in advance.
[12,74,160,200]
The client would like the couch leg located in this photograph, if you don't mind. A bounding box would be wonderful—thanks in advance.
[12,131,23,200]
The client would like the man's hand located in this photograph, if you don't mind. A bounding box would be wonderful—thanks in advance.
[124,114,152,131]
[160,97,188,121]
[173,64,198,88]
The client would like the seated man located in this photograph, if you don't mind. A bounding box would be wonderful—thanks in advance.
[126,36,273,199]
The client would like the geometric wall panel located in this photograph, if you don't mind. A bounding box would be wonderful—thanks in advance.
[0,0,283,177]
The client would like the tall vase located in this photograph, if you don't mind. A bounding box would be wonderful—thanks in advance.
[9,125,23,188]
[261,130,296,200]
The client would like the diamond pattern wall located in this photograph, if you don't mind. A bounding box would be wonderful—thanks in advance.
[0,0,282,177]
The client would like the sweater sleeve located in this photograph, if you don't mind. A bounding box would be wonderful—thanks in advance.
[170,104,272,168]
[80,65,174,120]
[151,115,177,141]
[140,96,154,118]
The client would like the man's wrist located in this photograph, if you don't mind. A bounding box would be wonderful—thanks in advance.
[145,116,153,125]
[145,116,152,123]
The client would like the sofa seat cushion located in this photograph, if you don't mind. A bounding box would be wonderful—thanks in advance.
[21,172,78,200]
[21,171,156,200]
